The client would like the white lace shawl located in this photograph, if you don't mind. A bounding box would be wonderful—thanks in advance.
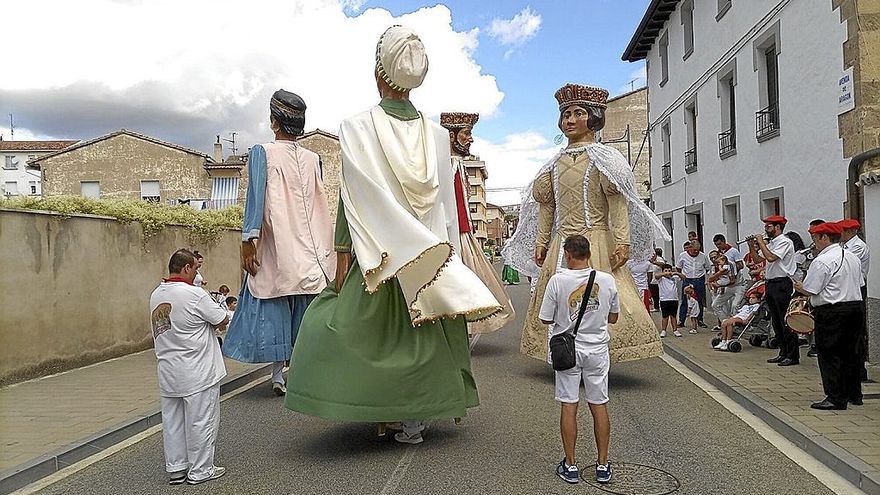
[502,143,670,278]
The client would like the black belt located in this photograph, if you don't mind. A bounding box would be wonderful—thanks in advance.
[766,277,790,283]
[813,301,862,310]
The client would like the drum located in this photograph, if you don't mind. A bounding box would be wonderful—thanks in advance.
[785,297,814,334]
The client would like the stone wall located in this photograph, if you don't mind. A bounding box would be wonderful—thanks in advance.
[837,0,880,165]
[0,209,242,386]
[41,133,212,202]
[298,130,342,220]
[604,87,651,200]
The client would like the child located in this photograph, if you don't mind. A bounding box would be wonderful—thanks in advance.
[714,293,761,350]
[684,285,700,334]
[216,296,237,347]
[708,254,736,329]
[216,285,231,308]
[656,264,684,338]
[539,235,618,485]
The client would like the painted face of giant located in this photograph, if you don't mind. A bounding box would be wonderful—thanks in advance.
[558,104,591,142]
[453,127,474,156]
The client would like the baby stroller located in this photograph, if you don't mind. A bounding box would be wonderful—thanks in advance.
[710,279,773,352]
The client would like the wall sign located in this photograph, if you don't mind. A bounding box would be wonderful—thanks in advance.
[839,67,855,115]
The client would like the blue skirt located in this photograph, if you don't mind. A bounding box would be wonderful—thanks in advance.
[222,280,316,364]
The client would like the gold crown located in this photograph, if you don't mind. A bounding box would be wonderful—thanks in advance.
[440,112,479,129]
[554,83,609,111]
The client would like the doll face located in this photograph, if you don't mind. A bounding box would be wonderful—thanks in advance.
[559,105,591,141]
[453,127,474,156]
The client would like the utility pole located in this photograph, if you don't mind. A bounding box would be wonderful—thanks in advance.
[9,114,14,140]
[223,132,238,156]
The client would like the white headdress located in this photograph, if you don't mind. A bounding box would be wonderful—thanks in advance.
[376,25,429,91]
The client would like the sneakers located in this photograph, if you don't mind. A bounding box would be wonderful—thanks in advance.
[169,471,187,485]
[394,431,424,444]
[688,329,698,334]
[272,382,286,396]
[712,325,721,332]
[673,330,683,337]
[557,459,579,484]
[596,461,613,484]
[714,340,728,351]
[187,466,226,485]
[659,330,667,338]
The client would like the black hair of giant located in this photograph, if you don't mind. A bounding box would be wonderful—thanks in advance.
[558,104,606,132]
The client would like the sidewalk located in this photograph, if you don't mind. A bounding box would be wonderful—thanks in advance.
[655,312,880,494]
[0,350,268,493]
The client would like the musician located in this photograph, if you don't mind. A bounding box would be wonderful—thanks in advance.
[804,219,825,358]
[839,218,871,382]
[748,216,799,366]
[794,222,864,410]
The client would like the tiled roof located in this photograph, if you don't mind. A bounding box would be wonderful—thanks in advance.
[622,0,682,62]
[300,128,339,141]
[0,140,79,151]
[28,130,213,164]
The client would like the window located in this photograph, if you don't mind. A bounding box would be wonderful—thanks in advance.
[760,187,785,218]
[682,0,694,60]
[754,23,781,141]
[210,177,240,209]
[659,32,669,86]
[29,181,37,195]
[718,61,737,157]
[661,122,672,184]
[469,205,478,214]
[684,101,698,173]
[716,0,731,21]
[4,155,18,170]
[4,181,17,196]
[722,196,740,244]
[140,180,161,202]
[81,181,100,199]
[470,185,479,196]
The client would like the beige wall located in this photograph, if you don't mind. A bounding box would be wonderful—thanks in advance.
[0,209,242,385]
[41,134,212,202]
[605,88,651,200]
[298,133,342,220]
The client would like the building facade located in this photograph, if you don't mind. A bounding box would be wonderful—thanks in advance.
[298,129,342,220]
[1,140,78,197]
[485,202,506,249]
[464,157,489,245]
[624,0,849,257]
[603,87,652,201]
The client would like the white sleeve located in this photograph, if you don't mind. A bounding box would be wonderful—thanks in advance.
[539,276,558,322]
[194,294,228,326]
[801,261,830,296]
[608,277,620,314]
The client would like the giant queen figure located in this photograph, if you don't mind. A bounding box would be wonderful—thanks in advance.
[439,111,515,335]
[503,83,668,363]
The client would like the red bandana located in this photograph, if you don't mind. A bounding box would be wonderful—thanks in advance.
[163,276,194,285]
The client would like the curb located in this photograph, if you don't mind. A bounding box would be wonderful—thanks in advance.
[0,364,272,495]
[663,343,880,495]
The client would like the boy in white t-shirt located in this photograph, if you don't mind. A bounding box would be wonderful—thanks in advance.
[540,235,618,485]
[655,264,684,338]
[150,249,229,486]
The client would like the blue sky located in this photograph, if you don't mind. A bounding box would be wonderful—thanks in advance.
[356,0,651,144]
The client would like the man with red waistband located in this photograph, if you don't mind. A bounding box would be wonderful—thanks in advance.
[838,218,871,382]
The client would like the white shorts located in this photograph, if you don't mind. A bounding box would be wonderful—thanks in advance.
[554,347,610,404]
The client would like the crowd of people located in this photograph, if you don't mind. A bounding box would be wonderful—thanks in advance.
[142,23,871,489]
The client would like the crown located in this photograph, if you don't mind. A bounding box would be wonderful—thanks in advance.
[554,83,609,111]
[440,112,479,130]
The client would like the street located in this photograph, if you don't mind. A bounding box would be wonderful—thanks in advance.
[29,282,841,495]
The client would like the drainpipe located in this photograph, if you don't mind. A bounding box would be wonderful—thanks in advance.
[848,147,880,224]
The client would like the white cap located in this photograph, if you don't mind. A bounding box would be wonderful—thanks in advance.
[376,25,429,91]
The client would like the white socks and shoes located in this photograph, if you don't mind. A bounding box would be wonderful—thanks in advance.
[673,330,683,337]
[714,340,729,350]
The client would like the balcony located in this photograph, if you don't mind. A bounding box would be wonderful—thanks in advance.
[684,148,697,174]
[756,104,780,142]
[661,161,671,185]
[718,129,736,158]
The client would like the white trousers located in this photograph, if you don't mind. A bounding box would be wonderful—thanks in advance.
[271,361,286,384]
[711,288,738,322]
[160,384,220,481]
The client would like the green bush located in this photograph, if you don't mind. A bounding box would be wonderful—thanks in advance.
[0,196,243,245]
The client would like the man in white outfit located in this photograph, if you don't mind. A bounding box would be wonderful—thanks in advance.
[150,249,229,485]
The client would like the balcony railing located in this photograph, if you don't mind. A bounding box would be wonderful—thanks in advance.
[756,104,780,141]
[684,148,697,174]
[661,161,671,185]
[718,129,736,157]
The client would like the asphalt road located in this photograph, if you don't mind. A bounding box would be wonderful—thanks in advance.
[32,281,837,495]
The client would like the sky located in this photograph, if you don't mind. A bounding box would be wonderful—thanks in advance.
[0,0,651,205]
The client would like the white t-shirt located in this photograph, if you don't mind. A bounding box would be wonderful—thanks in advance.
[658,275,678,301]
[150,281,228,397]
[650,255,666,284]
[677,251,713,278]
[733,303,759,321]
[686,297,700,317]
[765,234,796,279]
[802,244,863,307]
[627,259,652,291]
[844,235,871,280]
[540,268,619,348]
[193,271,204,288]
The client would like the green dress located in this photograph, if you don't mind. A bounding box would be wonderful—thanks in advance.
[501,265,520,285]
[284,99,479,422]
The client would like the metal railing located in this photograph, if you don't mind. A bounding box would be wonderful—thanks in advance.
[684,148,697,173]
[719,129,736,156]
[756,104,780,140]
[661,161,672,184]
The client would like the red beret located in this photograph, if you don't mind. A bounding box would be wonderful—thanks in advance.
[762,215,787,225]
[809,222,843,235]
[837,219,860,230]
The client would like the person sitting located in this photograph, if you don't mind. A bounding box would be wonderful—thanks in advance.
[714,292,761,350]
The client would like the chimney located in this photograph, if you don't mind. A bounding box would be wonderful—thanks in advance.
[213,135,223,163]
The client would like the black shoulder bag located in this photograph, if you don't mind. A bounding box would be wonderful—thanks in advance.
[549,270,597,371]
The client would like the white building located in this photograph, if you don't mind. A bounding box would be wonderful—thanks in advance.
[623,0,849,254]
[1,140,78,197]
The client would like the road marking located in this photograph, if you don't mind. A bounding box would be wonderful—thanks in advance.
[378,443,420,495]
[469,333,481,352]
[660,354,865,495]
[10,375,272,495]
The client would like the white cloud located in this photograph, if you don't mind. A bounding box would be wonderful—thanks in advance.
[488,7,542,46]
[473,132,558,206]
[0,0,503,152]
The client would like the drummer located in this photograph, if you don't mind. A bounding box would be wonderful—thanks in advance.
[794,222,864,410]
